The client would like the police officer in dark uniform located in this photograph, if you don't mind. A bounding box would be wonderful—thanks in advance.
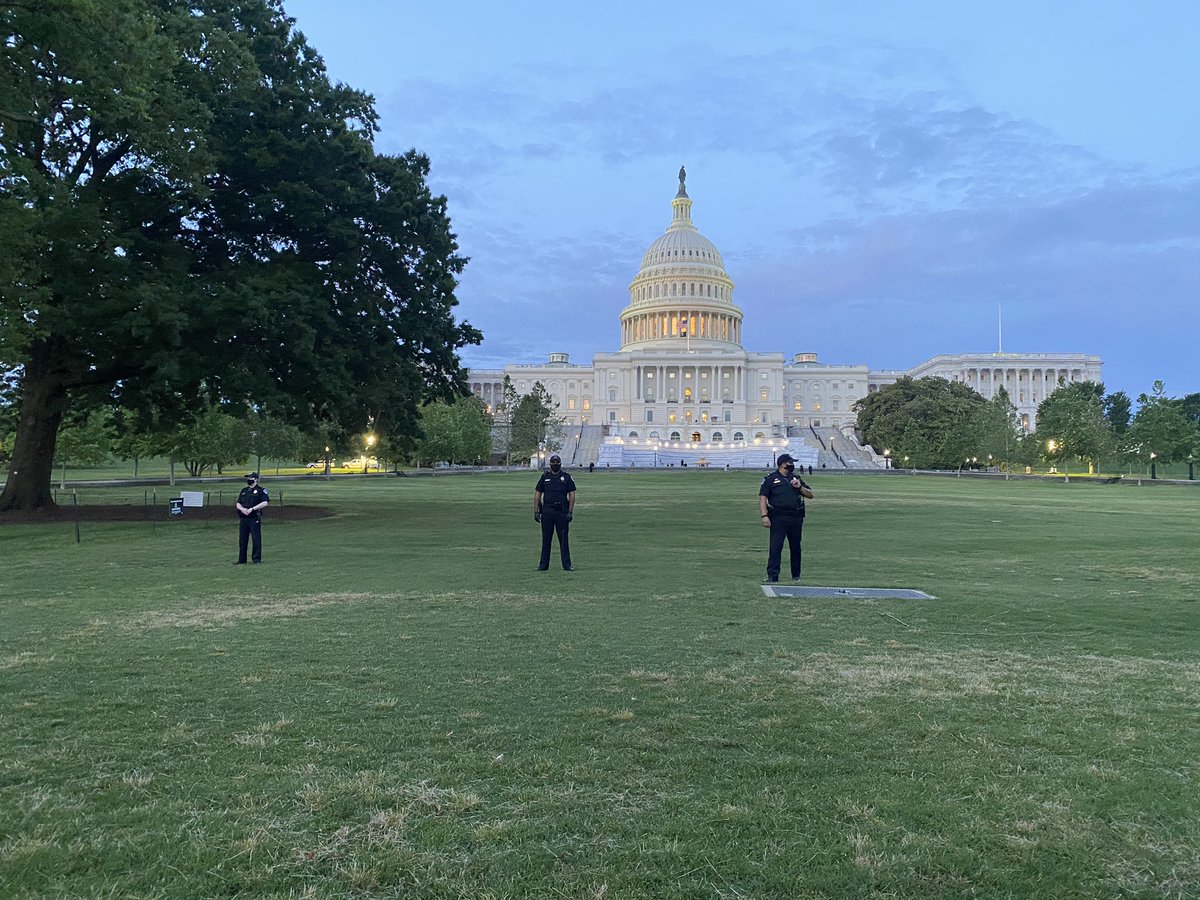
[235,472,270,564]
[759,453,813,582]
[534,454,576,571]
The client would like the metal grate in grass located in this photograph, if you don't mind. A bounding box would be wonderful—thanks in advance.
[761,585,936,600]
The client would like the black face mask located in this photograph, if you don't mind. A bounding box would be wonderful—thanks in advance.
[549,463,561,473]
[783,464,795,475]
[246,479,256,486]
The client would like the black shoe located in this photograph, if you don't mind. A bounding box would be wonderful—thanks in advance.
[764,577,779,583]
[234,561,246,565]
[537,564,548,571]
[792,576,801,582]
[563,566,574,572]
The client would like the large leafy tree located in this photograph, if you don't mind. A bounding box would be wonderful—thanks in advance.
[1124,381,1199,467]
[510,382,563,463]
[854,377,984,469]
[247,411,303,476]
[0,0,479,509]
[1032,381,1114,473]
[968,386,1022,470]
[164,404,249,477]
[1103,390,1132,435]
[414,395,491,467]
[54,406,113,486]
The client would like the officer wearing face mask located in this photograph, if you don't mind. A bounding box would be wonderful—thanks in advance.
[235,472,270,564]
[534,454,576,571]
[759,453,813,583]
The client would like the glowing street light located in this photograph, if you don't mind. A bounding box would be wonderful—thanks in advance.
[363,433,376,473]
[883,448,891,469]
[1150,451,1157,480]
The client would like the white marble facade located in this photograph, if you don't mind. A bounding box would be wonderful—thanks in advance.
[467,176,1102,444]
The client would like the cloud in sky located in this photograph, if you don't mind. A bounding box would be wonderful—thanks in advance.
[289,2,1200,399]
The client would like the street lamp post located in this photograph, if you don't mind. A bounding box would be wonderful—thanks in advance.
[364,434,376,474]
[1189,454,1195,481]
[883,448,891,469]
[324,446,331,480]
[1150,451,1157,480]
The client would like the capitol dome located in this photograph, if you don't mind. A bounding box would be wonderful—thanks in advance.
[619,170,743,351]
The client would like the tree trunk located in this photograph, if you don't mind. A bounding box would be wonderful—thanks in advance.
[0,361,68,511]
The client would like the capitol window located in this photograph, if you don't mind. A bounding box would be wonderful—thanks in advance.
[568,398,576,410]
[794,402,802,411]
[733,431,744,441]
[583,399,590,410]
[760,388,769,401]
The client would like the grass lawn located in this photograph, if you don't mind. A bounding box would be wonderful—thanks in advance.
[1,472,1197,898]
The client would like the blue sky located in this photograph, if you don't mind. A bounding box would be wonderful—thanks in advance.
[285,1,1199,401]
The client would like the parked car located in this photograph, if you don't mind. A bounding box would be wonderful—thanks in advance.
[345,456,380,470]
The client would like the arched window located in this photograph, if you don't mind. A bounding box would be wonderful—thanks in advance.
[669,431,681,440]
[628,431,638,438]
[691,432,701,442]
[733,431,745,441]
[712,431,723,441]
[649,431,660,439]
[754,431,766,439]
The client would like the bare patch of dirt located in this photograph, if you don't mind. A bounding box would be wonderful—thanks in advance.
[0,504,335,525]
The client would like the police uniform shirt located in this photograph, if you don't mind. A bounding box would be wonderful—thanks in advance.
[535,470,576,512]
[238,484,269,517]
[759,472,804,512]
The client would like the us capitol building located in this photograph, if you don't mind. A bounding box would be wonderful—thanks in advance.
[467,171,1102,469]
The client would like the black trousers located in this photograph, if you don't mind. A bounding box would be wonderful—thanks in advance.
[766,511,804,580]
[238,515,263,563]
[539,509,572,569]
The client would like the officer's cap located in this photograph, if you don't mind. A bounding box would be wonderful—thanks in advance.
[549,454,561,464]
[246,472,259,480]
[776,454,795,465]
